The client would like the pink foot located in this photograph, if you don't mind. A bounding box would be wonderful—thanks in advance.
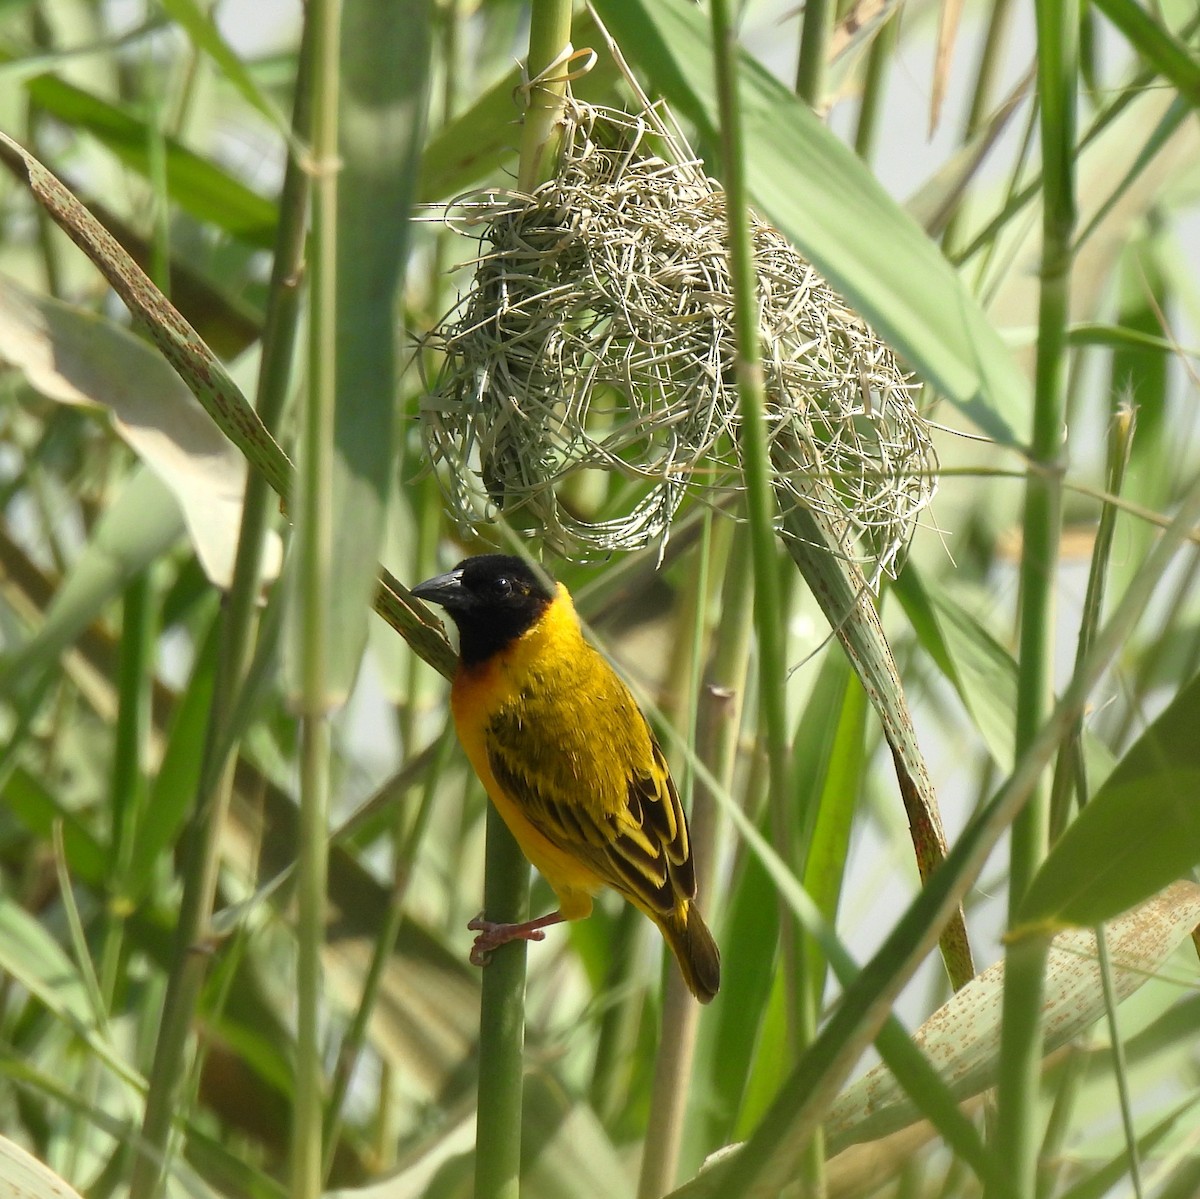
[467,910,565,966]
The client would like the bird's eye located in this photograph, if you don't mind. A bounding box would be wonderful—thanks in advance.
[492,576,513,598]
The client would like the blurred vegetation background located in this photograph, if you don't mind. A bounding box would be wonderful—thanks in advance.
[0,1,1198,1198]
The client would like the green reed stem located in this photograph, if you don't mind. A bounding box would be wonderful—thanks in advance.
[474,804,532,1199]
[517,0,573,192]
[1046,409,1137,1194]
[88,570,155,1172]
[990,3,1077,1196]
[107,571,154,929]
[1049,406,1134,838]
[638,520,716,1199]
[1096,929,1144,1197]
[710,0,817,1190]
[322,732,450,1177]
[291,0,342,1193]
[942,0,1017,254]
[127,19,316,1199]
[795,0,835,108]
[472,12,574,1199]
[951,10,1200,270]
[853,11,898,161]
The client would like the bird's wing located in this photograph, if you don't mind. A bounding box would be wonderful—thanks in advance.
[486,713,696,919]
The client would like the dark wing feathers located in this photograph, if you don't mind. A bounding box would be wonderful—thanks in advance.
[640,741,693,870]
[486,706,694,918]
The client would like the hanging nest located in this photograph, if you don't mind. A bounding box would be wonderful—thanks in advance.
[421,102,936,580]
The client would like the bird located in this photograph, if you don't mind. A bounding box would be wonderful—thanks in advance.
[410,554,720,1003]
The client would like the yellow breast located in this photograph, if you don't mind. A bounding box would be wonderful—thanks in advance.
[449,584,652,915]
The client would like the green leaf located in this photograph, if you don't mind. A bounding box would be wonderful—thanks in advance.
[2,768,110,886]
[895,567,1017,767]
[798,653,867,996]
[684,689,786,1143]
[1019,670,1200,928]
[24,72,278,247]
[590,0,1031,445]
[0,896,144,1089]
[1090,0,1200,107]
[1109,233,1172,603]
[325,0,431,696]
[827,881,1200,1151]
[781,507,975,989]
[418,63,529,202]
[126,618,219,901]
[690,721,993,1183]
[1056,1095,1200,1199]
[896,568,1116,785]
[0,1135,85,1199]
[0,277,281,587]
[1067,320,1198,357]
[157,0,289,132]
[1020,770,1200,929]
[418,8,620,203]
[0,131,294,504]
[0,470,182,699]
[698,836,778,1144]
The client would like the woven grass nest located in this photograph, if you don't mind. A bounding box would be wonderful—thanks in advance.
[422,102,937,579]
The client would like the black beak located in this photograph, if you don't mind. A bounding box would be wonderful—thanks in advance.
[410,567,467,612]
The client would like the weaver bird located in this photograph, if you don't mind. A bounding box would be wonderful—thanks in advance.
[411,554,720,1003]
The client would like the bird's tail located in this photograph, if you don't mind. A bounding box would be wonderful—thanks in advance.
[660,903,721,1003]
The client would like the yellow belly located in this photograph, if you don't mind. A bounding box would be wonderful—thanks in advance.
[450,586,615,920]
[455,712,603,919]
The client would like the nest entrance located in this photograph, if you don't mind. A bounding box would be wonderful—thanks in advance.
[422,103,936,579]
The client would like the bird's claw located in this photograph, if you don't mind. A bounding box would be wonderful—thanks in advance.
[467,912,546,966]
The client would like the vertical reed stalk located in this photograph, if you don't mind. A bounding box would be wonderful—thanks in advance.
[853,12,898,161]
[942,0,1017,254]
[1048,406,1134,838]
[473,806,532,1199]
[710,0,818,1190]
[795,0,835,109]
[473,10,574,1199]
[127,20,317,1199]
[103,572,154,987]
[291,0,342,1193]
[637,521,716,1199]
[990,2,1077,1195]
[517,0,573,194]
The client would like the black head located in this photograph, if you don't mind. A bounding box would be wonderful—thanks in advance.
[411,554,557,666]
